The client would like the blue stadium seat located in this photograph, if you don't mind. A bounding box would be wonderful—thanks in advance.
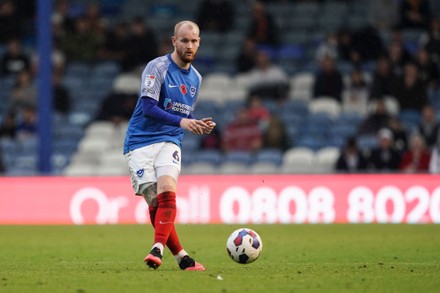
[255,149,283,166]
[357,134,378,151]
[295,134,326,151]
[398,110,422,132]
[65,62,91,78]
[182,135,201,151]
[92,61,121,78]
[63,76,86,93]
[53,139,79,154]
[54,123,84,141]
[223,151,253,165]
[18,138,38,155]
[193,149,223,166]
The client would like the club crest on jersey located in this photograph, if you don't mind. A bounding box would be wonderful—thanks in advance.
[136,168,144,177]
[164,98,173,110]
[180,84,187,95]
[190,86,196,97]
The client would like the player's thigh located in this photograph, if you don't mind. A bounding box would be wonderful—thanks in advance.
[155,142,181,193]
[125,144,159,195]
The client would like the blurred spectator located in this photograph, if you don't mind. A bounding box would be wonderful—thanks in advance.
[196,0,234,32]
[0,148,4,175]
[222,107,262,152]
[31,40,66,77]
[262,116,290,152]
[52,0,75,36]
[415,48,439,90]
[335,137,367,173]
[199,127,222,150]
[157,37,174,56]
[313,55,343,101]
[15,105,37,141]
[0,38,30,76]
[0,0,22,43]
[399,0,431,30]
[315,33,338,62]
[98,21,130,63]
[368,0,399,33]
[416,105,440,148]
[388,116,408,152]
[336,29,355,62]
[235,38,257,73]
[399,134,431,173]
[388,38,413,76]
[390,62,427,111]
[419,18,440,64]
[10,69,36,110]
[53,72,71,115]
[83,3,106,34]
[350,26,384,62]
[429,144,440,173]
[246,95,270,128]
[247,0,279,46]
[370,57,397,100]
[96,92,137,122]
[247,50,289,101]
[123,17,158,72]
[342,68,369,115]
[358,99,391,135]
[59,16,103,62]
[0,110,16,138]
[367,128,402,172]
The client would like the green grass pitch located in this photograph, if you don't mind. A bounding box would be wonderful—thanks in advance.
[1,224,439,293]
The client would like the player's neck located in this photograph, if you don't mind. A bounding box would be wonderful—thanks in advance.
[170,52,190,69]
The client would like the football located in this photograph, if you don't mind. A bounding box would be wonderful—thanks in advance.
[226,228,263,264]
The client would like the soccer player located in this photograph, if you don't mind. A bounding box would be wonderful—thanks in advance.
[123,20,216,271]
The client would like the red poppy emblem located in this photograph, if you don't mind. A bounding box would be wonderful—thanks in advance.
[180,84,187,95]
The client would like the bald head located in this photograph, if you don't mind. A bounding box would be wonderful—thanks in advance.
[174,20,200,37]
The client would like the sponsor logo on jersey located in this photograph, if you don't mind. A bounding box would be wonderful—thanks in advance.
[136,168,144,177]
[190,86,196,97]
[164,98,173,110]
[168,84,178,88]
[180,84,187,95]
[172,151,180,164]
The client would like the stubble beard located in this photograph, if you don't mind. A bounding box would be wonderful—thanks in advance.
[178,49,197,64]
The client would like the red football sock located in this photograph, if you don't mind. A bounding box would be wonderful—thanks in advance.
[153,191,177,247]
[148,205,183,255]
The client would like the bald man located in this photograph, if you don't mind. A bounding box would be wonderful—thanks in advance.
[124,20,216,271]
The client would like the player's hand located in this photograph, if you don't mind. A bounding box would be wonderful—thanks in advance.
[201,117,216,134]
[180,118,209,135]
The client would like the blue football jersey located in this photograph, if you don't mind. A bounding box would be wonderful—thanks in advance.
[123,54,202,154]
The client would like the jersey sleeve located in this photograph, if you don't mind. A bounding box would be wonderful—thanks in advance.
[140,59,166,101]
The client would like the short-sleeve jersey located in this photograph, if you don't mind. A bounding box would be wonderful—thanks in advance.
[123,54,202,154]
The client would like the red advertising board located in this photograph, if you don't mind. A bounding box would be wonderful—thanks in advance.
[0,175,439,225]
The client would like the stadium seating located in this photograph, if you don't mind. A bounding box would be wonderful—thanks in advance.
[314,147,340,173]
[282,147,315,174]
[219,162,248,174]
[3,0,436,176]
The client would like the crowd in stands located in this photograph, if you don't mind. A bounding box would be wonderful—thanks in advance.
[0,0,440,175]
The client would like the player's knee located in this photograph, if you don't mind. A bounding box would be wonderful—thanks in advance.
[157,191,176,208]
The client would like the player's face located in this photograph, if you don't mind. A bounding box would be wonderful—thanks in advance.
[173,26,200,64]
